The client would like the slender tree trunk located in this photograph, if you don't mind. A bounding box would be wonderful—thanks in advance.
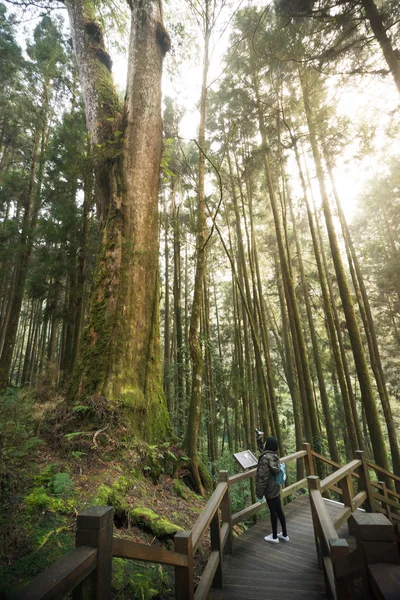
[360,0,400,94]
[300,67,389,470]
[163,196,171,412]
[183,9,211,494]
[327,161,400,481]
[250,61,320,447]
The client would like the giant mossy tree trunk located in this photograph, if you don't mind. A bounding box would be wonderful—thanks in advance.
[299,67,390,471]
[66,0,169,440]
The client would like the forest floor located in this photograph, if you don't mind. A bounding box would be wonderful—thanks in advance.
[0,386,233,599]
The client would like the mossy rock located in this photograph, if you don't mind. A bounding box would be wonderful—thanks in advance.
[172,479,187,500]
[93,476,134,512]
[24,487,75,515]
[130,507,183,538]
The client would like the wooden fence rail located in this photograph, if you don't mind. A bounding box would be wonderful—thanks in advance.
[12,443,400,600]
[12,447,309,600]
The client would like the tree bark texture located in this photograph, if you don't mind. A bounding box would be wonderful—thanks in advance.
[66,0,169,439]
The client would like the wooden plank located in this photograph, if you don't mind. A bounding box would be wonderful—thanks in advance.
[174,531,194,600]
[228,450,307,486]
[228,469,256,485]
[360,541,400,565]
[280,450,307,464]
[194,551,219,600]
[322,556,337,600]
[281,477,308,499]
[219,471,233,554]
[210,512,223,589]
[320,460,361,492]
[334,548,363,580]
[352,490,367,511]
[333,507,352,531]
[310,489,338,542]
[74,506,113,600]
[112,537,188,567]
[373,492,400,512]
[352,511,395,541]
[232,500,264,526]
[368,563,400,600]
[220,522,229,552]
[14,547,97,600]
[75,506,113,531]
[192,482,227,553]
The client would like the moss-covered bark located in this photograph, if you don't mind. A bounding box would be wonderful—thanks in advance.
[66,0,170,441]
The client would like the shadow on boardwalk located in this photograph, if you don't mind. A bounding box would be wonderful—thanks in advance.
[209,495,352,600]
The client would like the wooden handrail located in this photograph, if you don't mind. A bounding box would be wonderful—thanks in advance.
[191,481,227,553]
[372,492,400,511]
[228,449,307,485]
[112,537,188,567]
[228,468,256,484]
[320,459,361,492]
[367,461,400,484]
[310,488,338,551]
[280,449,307,463]
[282,476,308,499]
[352,490,367,511]
[312,450,360,480]
[14,546,98,600]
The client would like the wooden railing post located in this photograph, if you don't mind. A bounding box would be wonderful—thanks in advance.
[355,450,375,512]
[73,506,113,600]
[330,538,352,600]
[219,471,233,554]
[210,511,223,589]
[378,480,392,521]
[308,475,322,567]
[341,474,355,534]
[174,531,194,600]
[303,442,315,476]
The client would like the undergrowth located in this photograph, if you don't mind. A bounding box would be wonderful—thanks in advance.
[0,387,208,598]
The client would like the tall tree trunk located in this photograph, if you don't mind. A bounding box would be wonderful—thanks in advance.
[183,7,210,494]
[172,186,185,435]
[163,196,171,412]
[250,60,320,447]
[327,160,400,481]
[286,176,339,462]
[300,67,389,470]
[66,0,170,439]
[0,102,45,391]
[360,0,400,94]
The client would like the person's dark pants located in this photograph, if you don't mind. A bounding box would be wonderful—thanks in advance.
[266,495,287,539]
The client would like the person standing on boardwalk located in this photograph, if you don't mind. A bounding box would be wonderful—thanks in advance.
[256,436,289,544]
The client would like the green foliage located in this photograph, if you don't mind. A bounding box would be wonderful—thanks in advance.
[52,473,74,497]
[137,442,180,483]
[112,557,170,600]
[0,389,43,485]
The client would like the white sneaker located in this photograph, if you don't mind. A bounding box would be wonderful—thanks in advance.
[278,533,289,542]
[264,534,279,544]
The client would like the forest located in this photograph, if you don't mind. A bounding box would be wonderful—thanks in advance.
[1,0,400,597]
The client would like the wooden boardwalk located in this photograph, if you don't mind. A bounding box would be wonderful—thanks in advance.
[209,494,353,600]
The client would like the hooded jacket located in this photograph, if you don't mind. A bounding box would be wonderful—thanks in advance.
[255,449,281,499]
